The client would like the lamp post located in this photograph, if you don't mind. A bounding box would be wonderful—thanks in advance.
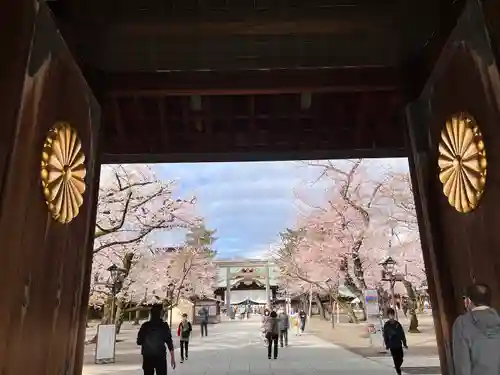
[106,264,126,325]
[379,256,403,320]
[167,283,175,328]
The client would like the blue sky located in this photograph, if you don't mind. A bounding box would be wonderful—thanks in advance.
[152,158,409,259]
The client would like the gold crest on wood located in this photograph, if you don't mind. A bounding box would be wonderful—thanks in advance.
[438,113,487,213]
[41,122,87,224]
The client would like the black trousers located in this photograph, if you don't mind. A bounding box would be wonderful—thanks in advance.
[200,322,208,336]
[390,347,404,375]
[300,319,306,332]
[142,355,167,375]
[266,332,279,359]
[279,329,288,347]
[180,340,189,360]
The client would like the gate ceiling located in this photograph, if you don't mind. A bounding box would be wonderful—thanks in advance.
[50,0,461,162]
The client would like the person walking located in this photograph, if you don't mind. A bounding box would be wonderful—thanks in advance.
[261,309,270,346]
[177,313,192,364]
[383,307,407,375]
[198,306,209,337]
[264,311,280,359]
[278,308,289,347]
[137,305,176,375]
[452,283,500,375]
[298,309,307,335]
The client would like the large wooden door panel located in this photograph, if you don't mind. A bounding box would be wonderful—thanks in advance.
[0,3,100,375]
[407,0,500,373]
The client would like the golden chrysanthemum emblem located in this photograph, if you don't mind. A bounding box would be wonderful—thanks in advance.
[41,122,86,224]
[438,112,487,213]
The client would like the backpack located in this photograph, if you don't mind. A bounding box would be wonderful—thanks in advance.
[268,317,279,336]
[180,322,191,339]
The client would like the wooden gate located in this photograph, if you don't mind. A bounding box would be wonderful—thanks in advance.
[0,2,100,374]
[407,0,500,373]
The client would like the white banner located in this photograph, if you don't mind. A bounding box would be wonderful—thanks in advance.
[95,324,116,364]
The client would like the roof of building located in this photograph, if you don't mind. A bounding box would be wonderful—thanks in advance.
[215,261,280,288]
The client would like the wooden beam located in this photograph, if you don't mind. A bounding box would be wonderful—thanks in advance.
[98,67,401,97]
[112,16,395,36]
[401,0,466,100]
[100,148,408,164]
[76,0,400,28]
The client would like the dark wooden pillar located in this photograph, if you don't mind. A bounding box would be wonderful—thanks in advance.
[73,159,101,375]
[0,2,100,374]
[406,106,456,375]
[0,0,38,370]
[406,1,500,373]
[0,0,37,198]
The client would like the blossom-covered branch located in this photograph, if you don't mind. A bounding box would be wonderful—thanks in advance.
[94,165,199,255]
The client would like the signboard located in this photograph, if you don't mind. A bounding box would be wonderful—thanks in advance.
[367,317,388,353]
[95,324,116,364]
[364,289,380,316]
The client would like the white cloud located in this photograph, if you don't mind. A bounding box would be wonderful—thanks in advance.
[149,158,409,258]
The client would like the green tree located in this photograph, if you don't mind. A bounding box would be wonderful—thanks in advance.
[185,223,217,256]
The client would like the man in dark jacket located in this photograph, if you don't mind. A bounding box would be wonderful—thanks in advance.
[453,283,500,375]
[198,306,209,337]
[383,307,408,375]
[278,308,289,347]
[137,305,176,375]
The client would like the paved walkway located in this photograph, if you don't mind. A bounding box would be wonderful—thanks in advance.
[82,318,435,375]
[308,313,441,374]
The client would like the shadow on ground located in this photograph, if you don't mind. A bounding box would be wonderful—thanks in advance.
[402,367,441,374]
[350,346,439,357]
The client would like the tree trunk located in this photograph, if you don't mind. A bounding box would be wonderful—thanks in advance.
[314,294,327,320]
[358,301,367,321]
[134,309,141,325]
[100,298,112,324]
[417,297,424,313]
[88,298,112,344]
[344,302,359,323]
[402,280,420,333]
[330,301,335,328]
[115,302,125,334]
[162,300,172,321]
[344,274,366,321]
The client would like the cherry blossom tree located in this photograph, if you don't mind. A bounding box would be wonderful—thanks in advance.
[281,160,427,330]
[88,242,150,336]
[380,170,427,332]
[274,227,356,321]
[381,171,418,231]
[122,244,217,313]
[294,159,390,320]
[94,164,198,255]
[112,222,218,320]
[88,164,201,335]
